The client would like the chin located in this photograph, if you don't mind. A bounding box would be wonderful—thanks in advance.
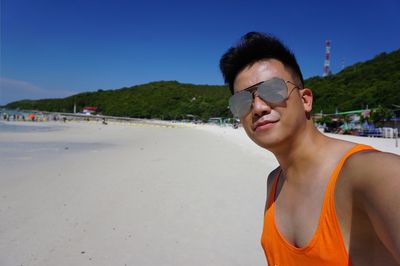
[254,136,286,151]
[244,126,286,150]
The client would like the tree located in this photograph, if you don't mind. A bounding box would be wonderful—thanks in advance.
[370,105,394,127]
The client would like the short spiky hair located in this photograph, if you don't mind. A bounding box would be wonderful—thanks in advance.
[219,32,304,94]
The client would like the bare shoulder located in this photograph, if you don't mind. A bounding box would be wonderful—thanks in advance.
[267,166,281,196]
[264,166,281,213]
[342,150,400,189]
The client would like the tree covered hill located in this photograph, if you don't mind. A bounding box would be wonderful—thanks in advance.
[305,49,400,114]
[5,49,399,120]
[5,81,231,120]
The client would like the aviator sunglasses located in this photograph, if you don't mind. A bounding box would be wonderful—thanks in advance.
[229,77,301,117]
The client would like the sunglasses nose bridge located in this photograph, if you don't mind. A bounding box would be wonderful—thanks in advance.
[252,93,272,114]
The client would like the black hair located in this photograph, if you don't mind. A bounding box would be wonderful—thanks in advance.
[219,32,304,94]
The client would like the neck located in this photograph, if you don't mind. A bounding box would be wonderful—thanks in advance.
[272,123,329,181]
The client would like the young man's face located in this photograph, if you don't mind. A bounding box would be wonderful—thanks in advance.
[233,59,309,150]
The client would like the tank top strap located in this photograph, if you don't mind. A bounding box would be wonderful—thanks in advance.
[325,144,377,196]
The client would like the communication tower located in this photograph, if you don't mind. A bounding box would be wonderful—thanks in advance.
[323,40,332,77]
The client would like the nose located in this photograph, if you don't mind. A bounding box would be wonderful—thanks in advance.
[252,94,272,117]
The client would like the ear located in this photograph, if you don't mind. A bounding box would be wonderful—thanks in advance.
[300,88,313,113]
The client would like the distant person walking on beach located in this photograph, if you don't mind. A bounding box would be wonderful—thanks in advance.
[219,32,400,265]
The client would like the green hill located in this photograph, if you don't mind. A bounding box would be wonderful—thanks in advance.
[5,49,400,120]
[5,81,231,121]
[305,49,400,114]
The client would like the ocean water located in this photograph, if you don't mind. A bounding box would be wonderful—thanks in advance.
[0,121,62,133]
[0,122,113,165]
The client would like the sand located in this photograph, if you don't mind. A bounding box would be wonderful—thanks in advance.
[0,121,398,266]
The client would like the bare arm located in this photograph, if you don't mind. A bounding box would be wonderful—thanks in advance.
[350,152,400,262]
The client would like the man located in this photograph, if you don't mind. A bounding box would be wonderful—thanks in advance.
[219,32,400,265]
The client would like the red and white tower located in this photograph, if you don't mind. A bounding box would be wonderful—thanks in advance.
[323,40,331,77]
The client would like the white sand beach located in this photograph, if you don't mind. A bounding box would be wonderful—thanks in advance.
[0,121,399,266]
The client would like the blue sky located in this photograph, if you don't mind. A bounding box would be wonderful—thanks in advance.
[1,0,399,105]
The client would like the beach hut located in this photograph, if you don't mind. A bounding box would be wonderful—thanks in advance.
[82,106,98,115]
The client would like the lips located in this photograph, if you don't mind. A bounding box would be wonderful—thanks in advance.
[253,116,279,131]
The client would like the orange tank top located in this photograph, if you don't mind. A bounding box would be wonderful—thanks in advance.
[261,144,377,266]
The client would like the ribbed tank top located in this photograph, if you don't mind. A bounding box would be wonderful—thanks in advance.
[261,144,376,266]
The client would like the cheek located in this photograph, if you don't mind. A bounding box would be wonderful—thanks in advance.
[281,104,306,128]
[240,115,252,130]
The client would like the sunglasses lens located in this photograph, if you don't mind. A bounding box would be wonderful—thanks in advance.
[229,91,253,117]
[258,78,288,103]
[229,78,290,117]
